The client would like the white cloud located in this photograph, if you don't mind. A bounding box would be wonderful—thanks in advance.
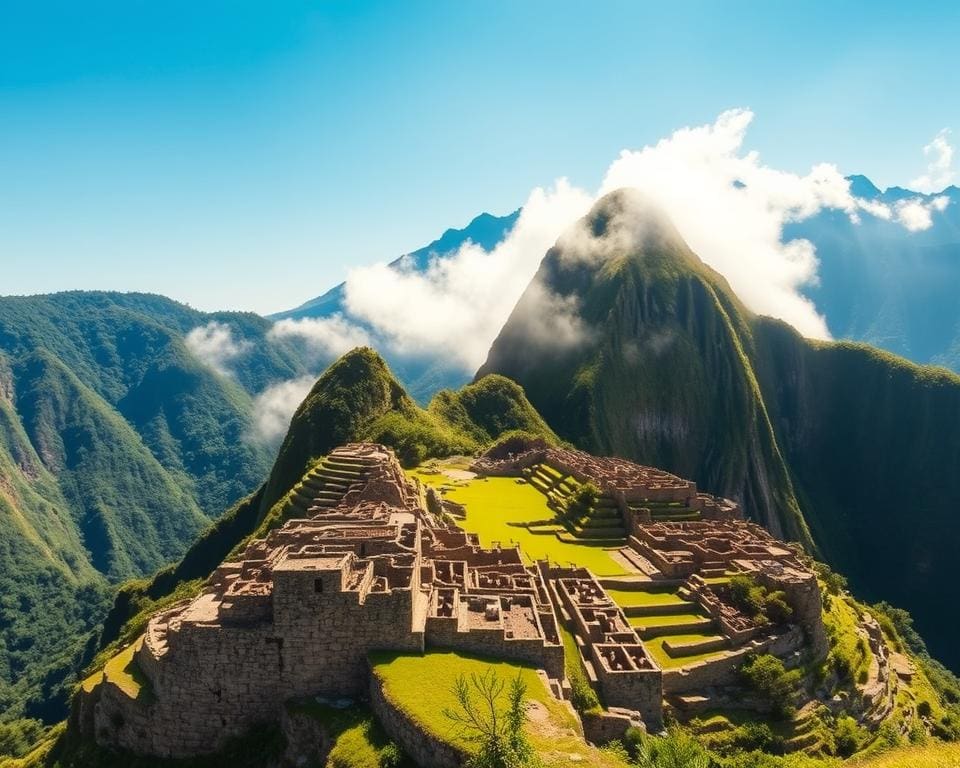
[184,321,251,375]
[250,375,315,445]
[266,110,950,376]
[341,180,594,368]
[910,129,955,193]
[596,109,854,337]
[269,314,372,361]
[892,195,951,232]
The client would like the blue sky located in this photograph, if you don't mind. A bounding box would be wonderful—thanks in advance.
[2,1,958,314]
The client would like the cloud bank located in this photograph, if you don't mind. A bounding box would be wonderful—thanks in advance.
[910,129,956,193]
[250,110,954,441]
[269,314,372,362]
[185,321,251,375]
[251,375,316,445]
[340,180,593,369]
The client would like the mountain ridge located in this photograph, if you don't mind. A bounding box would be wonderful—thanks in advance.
[0,291,313,722]
[479,188,960,672]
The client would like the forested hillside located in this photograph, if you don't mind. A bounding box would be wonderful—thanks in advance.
[0,292,311,726]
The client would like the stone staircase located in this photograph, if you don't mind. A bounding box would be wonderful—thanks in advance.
[280,450,380,519]
[631,500,702,523]
[523,462,627,544]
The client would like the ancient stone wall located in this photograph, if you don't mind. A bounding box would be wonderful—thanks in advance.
[369,672,463,768]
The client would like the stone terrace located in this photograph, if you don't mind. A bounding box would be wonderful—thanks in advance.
[473,444,741,517]
[79,444,563,759]
[473,441,826,722]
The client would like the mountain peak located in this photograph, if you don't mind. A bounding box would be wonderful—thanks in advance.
[545,188,708,288]
[846,174,881,198]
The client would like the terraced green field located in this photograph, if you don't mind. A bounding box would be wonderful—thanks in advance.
[644,632,729,669]
[409,468,627,576]
[628,611,712,631]
[603,587,690,607]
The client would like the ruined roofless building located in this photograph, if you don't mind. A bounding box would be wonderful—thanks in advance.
[77,441,826,759]
[76,444,565,758]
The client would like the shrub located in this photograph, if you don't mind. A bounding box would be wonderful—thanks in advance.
[561,481,598,521]
[739,654,802,720]
[813,562,848,596]
[832,715,864,757]
[631,726,712,768]
[569,675,600,714]
[378,742,404,768]
[727,575,792,627]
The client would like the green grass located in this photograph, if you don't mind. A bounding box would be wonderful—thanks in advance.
[645,633,730,669]
[850,740,960,767]
[604,587,690,608]
[285,700,406,768]
[559,624,601,713]
[94,638,152,702]
[410,470,627,576]
[628,611,712,631]
[369,650,629,768]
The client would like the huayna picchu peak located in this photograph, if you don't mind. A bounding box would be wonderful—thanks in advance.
[480,189,960,677]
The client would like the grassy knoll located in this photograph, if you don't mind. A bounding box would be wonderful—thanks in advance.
[369,650,629,768]
[410,469,627,576]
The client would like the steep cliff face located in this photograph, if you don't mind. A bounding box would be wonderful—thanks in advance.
[479,189,960,671]
[478,190,809,544]
[752,319,960,670]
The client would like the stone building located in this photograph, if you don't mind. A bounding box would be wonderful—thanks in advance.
[77,441,827,761]
[77,444,563,758]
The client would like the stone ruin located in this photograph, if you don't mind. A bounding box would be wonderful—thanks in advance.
[550,568,662,727]
[77,444,563,758]
[77,441,830,760]
[472,444,741,518]
[475,443,827,712]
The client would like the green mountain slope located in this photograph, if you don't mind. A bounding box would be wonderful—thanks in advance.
[0,292,312,723]
[478,188,960,672]
[96,347,557,658]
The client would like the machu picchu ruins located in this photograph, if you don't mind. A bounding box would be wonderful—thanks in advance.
[75,440,900,763]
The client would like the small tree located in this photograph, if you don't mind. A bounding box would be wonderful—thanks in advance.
[561,481,598,521]
[443,671,535,768]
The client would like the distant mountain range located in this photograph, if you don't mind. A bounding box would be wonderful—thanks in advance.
[274,175,960,382]
[792,175,960,370]
[270,210,520,401]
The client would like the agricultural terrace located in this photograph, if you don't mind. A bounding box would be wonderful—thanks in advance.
[81,637,151,702]
[369,650,630,768]
[408,464,628,576]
